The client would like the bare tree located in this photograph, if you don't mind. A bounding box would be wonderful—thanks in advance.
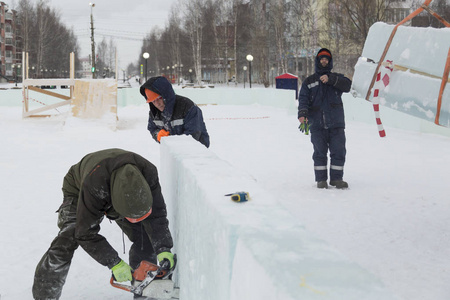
[167,6,183,83]
[96,38,108,77]
[331,0,395,50]
[183,0,207,85]
[249,0,269,84]
[16,0,35,55]
[108,38,116,75]
[270,0,289,76]
[141,28,162,76]
[15,0,79,77]
[287,0,306,79]
[234,1,252,83]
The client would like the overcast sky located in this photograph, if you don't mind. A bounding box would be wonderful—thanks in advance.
[30,0,178,70]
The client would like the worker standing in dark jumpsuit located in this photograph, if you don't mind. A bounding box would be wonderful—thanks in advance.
[298,48,352,189]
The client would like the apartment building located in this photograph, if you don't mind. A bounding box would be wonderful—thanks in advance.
[79,56,92,78]
[0,1,22,83]
[288,0,421,77]
[386,0,414,24]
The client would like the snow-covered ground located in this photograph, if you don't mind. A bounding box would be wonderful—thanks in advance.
[0,86,449,299]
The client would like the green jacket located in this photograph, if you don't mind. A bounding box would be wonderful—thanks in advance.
[62,148,173,268]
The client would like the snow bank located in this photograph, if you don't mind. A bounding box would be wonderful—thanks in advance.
[352,22,450,126]
[160,135,399,300]
[118,86,298,112]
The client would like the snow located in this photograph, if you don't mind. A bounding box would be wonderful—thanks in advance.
[1,85,450,299]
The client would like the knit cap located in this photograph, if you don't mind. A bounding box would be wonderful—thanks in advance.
[317,49,332,60]
[111,164,152,222]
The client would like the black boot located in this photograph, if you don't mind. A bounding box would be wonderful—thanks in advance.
[330,180,349,189]
[317,181,328,189]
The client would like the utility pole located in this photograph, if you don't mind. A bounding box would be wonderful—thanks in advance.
[90,3,96,79]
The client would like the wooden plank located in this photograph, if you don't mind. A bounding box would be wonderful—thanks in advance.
[71,79,117,118]
[22,100,71,117]
[384,62,450,82]
[26,115,52,118]
[28,86,71,101]
[23,78,75,87]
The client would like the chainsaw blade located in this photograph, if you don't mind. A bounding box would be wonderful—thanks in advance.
[141,279,175,299]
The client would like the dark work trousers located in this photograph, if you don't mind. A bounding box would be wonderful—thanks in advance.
[32,197,79,300]
[310,127,346,182]
[32,198,156,300]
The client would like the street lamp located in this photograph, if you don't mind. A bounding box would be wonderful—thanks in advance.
[243,66,247,89]
[246,54,253,88]
[172,66,175,83]
[16,64,22,85]
[189,68,193,83]
[143,52,149,81]
[271,67,274,87]
[89,3,96,79]
[174,64,178,85]
[12,64,16,86]
[179,64,183,85]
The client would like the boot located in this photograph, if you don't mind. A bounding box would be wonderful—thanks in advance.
[317,181,328,189]
[330,180,349,189]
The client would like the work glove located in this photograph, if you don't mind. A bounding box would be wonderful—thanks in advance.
[157,252,175,269]
[111,259,133,282]
[298,122,310,135]
[157,129,170,142]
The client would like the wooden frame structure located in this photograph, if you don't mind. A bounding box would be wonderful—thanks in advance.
[22,52,76,118]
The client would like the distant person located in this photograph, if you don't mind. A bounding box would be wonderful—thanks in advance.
[298,48,352,189]
[32,148,175,300]
[140,76,210,148]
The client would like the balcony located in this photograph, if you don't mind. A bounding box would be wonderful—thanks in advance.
[5,12,13,21]
[5,32,13,39]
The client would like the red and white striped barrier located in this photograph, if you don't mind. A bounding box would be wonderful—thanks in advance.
[371,60,393,137]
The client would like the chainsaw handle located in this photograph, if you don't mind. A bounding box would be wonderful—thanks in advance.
[110,276,132,292]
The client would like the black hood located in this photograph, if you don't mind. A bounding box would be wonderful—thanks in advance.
[315,48,333,75]
[140,76,176,117]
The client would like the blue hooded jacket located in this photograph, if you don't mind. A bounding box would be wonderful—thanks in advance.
[298,48,352,132]
[140,77,210,148]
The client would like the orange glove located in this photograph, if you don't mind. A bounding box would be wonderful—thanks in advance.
[157,129,170,142]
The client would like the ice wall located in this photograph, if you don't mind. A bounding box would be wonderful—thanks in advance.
[352,22,450,127]
[343,93,450,138]
[160,136,399,300]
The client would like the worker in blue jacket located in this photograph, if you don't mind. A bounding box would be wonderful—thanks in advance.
[298,48,352,189]
[140,76,210,148]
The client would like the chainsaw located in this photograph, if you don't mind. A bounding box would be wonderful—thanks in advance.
[110,255,177,299]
